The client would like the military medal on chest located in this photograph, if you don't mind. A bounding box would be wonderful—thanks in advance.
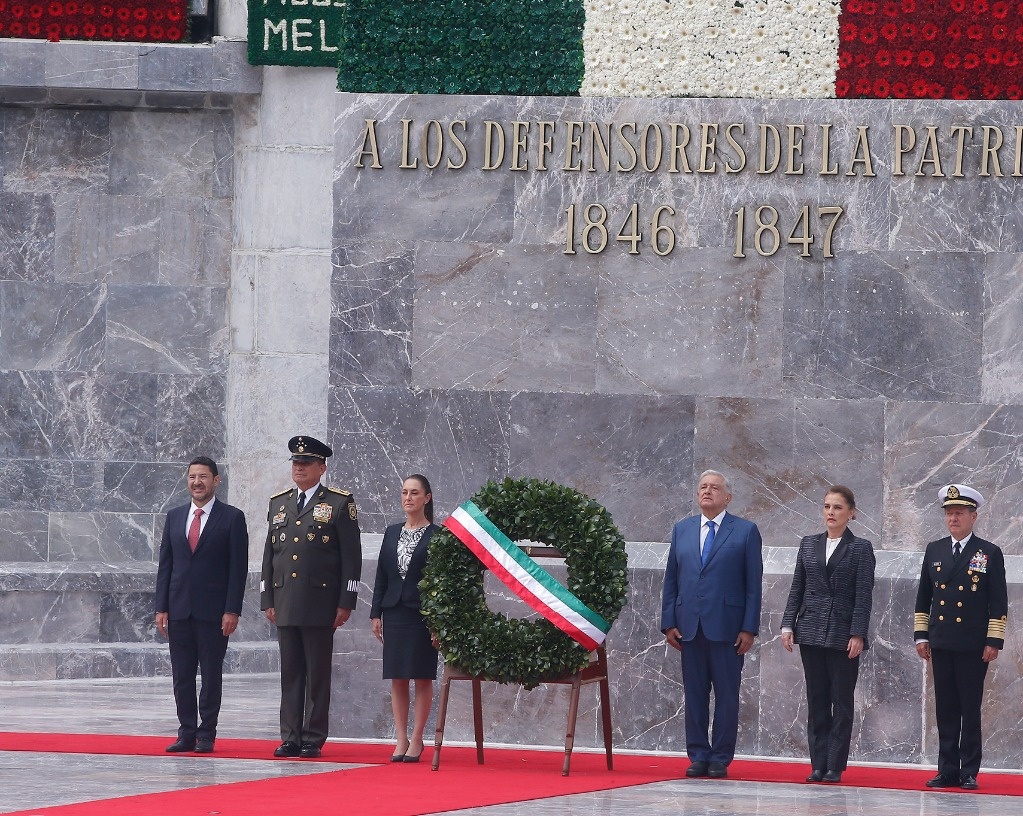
[313,503,333,523]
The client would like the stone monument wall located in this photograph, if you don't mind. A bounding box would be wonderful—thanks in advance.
[328,93,1023,767]
[1,41,1022,767]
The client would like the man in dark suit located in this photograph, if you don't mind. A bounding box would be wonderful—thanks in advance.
[261,435,362,759]
[915,484,1007,791]
[155,456,249,754]
[661,470,763,779]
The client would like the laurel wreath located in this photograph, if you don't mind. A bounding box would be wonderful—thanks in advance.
[419,477,628,689]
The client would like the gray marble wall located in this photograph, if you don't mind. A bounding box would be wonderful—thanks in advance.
[329,94,1023,767]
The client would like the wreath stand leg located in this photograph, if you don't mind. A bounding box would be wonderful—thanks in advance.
[431,645,614,776]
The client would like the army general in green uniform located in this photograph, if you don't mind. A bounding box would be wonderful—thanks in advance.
[261,435,362,758]
[914,484,1007,791]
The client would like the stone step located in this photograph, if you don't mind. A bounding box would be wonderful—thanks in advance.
[0,640,280,681]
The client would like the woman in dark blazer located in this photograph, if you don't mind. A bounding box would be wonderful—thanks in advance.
[781,485,875,784]
[370,474,439,763]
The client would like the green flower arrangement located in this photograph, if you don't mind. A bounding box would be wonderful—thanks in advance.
[419,477,628,690]
[338,0,584,96]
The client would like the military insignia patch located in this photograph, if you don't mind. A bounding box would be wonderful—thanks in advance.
[272,511,287,525]
[349,502,358,520]
[279,533,286,542]
[313,503,332,523]
[968,552,988,573]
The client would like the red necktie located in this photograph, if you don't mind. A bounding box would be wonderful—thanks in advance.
[188,508,204,552]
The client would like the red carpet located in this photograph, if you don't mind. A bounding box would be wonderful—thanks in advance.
[2,732,1022,816]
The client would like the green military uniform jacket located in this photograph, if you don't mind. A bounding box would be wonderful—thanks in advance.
[914,534,1007,651]
[260,484,362,627]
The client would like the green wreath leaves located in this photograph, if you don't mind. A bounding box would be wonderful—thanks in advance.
[419,477,628,689]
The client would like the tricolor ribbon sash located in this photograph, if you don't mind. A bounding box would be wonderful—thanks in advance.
[444,501,611,651]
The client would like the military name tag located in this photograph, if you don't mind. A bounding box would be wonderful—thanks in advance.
[272,511,287,525]
[313,503,332,523]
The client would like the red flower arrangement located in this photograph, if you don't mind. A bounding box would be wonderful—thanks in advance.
[837,0,1023,99]
[0,0,186,42]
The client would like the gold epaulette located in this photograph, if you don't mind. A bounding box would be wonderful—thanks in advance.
[270,487,294,499]
[988,616,1007,640]
[914,612,930,632]
[326,487,352,496]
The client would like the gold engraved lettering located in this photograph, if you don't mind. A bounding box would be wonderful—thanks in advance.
[892,124,915,177]
[399,119,418,169]
[354,119,382,169]
[699,123,718,173]
[563,121,583,171]
[422,120,444,169]
[847,126,874,177]
[446,120,468,170]
[669,123,692,173]
[758,124,780,174]
[819,124,839,175]
[587,122,612,172]
[1014,126,1023,177]
[950,125,972,178]
[536,121,555,171]
[981,125,1004,177]
[723,123,746,173]
[615,123,639,172]
[916,126,944,177]
[641,123,662,172]
[510,121,530,171]
[786,124,805,175]
[482,121,505,170]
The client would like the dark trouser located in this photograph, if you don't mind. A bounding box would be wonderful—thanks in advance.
[168,616,229,742]
[799,645,860,773]
[277,625,335,747]
[931,647,988,780]
[680,625,744,765]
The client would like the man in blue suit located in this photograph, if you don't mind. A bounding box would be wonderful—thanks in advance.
[155,456,249,754]
[661,470,763,779]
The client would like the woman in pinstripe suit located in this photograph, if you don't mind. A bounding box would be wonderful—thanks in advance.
[781,485,876,784]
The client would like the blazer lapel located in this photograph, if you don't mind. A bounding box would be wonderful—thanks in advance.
[826,528,854,580]
[680,517,702,571]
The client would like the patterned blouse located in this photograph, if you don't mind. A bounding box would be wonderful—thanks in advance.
[396,525,429,579]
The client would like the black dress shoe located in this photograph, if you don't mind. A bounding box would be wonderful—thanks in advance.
[707,761,728,778]
[806,770,824,782]
[822,771,842,783]
[273,741,301,758]
[165,739,196,753]
[960,775,978,790]
[403,750,424,763]
[685,760,709,778]
[925,773,957,788]
[299,742,321,758]
[194,740,215,754]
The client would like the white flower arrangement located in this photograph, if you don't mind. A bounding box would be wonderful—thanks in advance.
[580,0,842,98]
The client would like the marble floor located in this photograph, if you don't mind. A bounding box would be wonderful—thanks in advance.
[1,674,1021,816]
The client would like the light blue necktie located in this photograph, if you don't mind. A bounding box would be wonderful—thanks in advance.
[702,520,716,566]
